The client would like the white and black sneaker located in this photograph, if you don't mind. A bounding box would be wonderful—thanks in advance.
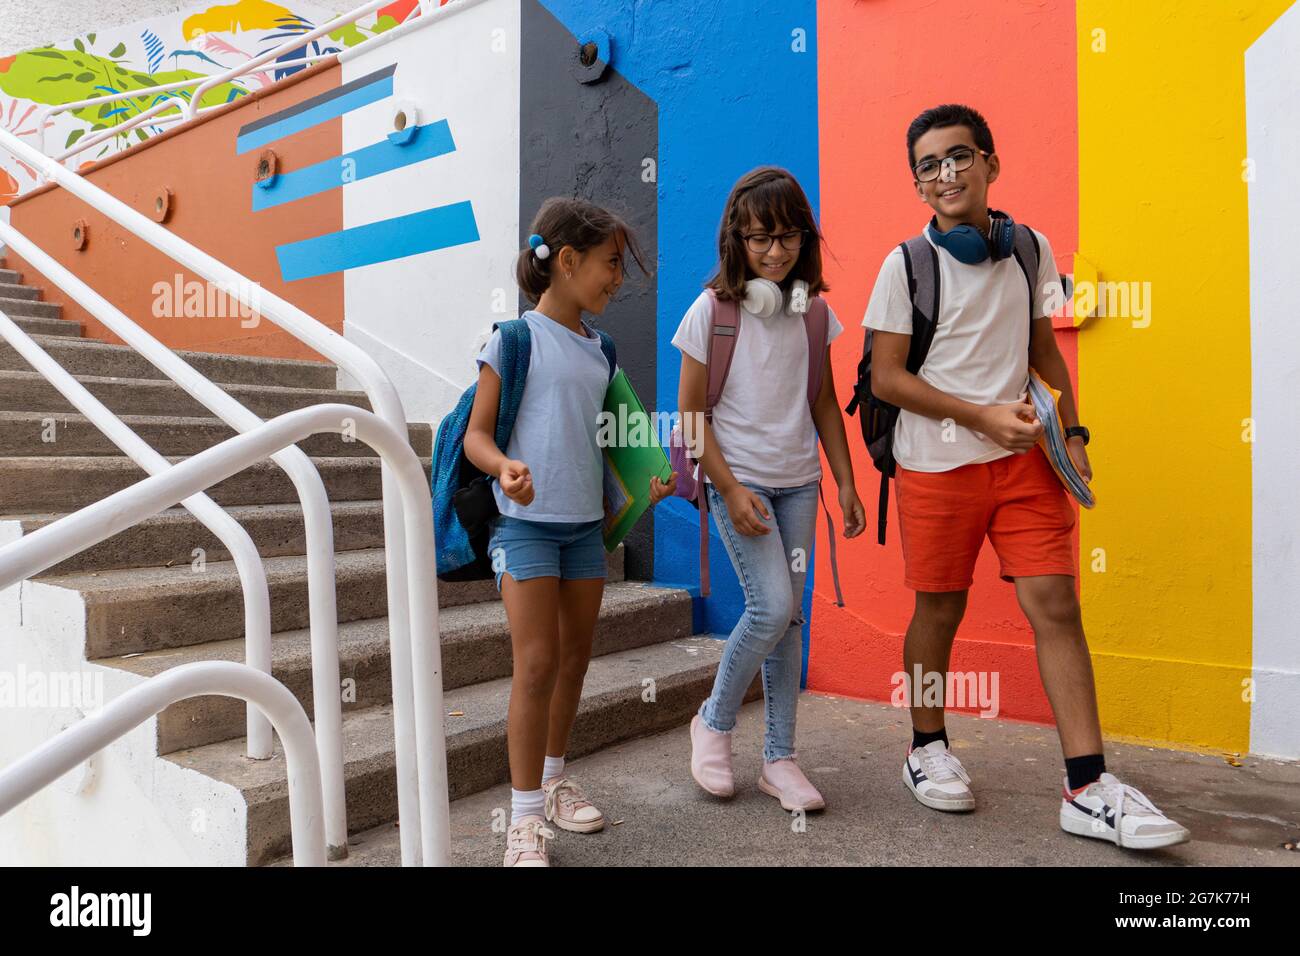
[1059,772,1190,850]
[903,740,976,812]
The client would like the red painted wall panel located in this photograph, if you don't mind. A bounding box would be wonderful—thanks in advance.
[812,0,1079,723]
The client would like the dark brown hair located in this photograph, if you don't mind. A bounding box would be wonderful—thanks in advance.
[707,166,828,302]
[515,197,649,305]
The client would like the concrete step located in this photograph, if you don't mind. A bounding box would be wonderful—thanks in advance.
[0,410,431,459]
[39,542,471,658]
[170,634,731,866]
[0,282,39,301]
[0,313,84,338]
[105,574,665,755]
[0,268,21,284]
[0,296,61,320]
[0,454,428,513]
[0,334,336,390]
[0,369,370,418]
[8,499,392,575]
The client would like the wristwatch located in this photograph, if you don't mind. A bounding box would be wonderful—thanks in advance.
[1064,425,1090,446]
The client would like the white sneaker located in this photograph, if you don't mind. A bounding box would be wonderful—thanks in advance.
[1059,772,1190,850]
[903,740,975,812]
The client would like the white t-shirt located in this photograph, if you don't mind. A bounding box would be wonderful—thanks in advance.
[672,290,843,488]
[862,228,1062,473]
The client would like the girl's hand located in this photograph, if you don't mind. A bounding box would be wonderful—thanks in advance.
[724,484,771,537]
[498,459,534,505]
[649,472,677,505]
[1067,436,1093,483]
[839,485,866,538]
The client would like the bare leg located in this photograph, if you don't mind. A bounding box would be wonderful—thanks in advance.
[1014,574,1103,758]
[501,574,560,791]
[904,590,968,732]
[545,577,606,759]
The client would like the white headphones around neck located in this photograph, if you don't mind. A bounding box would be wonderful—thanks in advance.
[742,278,810,318]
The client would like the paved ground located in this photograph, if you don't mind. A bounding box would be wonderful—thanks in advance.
[342,691,1300,867]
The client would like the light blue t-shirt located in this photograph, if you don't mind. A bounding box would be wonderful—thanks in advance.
[476,310,613,522]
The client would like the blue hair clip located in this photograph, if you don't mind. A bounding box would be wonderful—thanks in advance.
[528,233,551,260]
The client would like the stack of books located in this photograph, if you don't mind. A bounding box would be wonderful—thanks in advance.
[1027,368,1096,509]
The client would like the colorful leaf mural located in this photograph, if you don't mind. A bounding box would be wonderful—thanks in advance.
[181,1,298,41]
[0,0,396,202]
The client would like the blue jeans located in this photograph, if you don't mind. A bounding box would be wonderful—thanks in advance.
[700,479,820,762]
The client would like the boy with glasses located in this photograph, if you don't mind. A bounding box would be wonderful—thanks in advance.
[862,104,1188,850]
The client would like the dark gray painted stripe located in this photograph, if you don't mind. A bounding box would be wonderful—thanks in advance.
[238,63,398,137]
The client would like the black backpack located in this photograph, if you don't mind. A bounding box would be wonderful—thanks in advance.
[844,225,1043,544]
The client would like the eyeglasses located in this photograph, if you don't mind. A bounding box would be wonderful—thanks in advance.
[740,230,807,254]
[912,147,990,183]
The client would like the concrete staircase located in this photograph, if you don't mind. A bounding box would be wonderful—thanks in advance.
[0,257,726,866]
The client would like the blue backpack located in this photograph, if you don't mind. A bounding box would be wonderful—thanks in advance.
[432,317,617,581]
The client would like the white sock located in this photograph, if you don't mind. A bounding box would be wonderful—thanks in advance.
[542,754,566,784]
[511,788,544,824]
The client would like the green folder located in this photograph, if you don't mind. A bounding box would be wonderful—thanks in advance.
[601,368,672,552]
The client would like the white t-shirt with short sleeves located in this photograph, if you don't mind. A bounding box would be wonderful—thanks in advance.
[672,290,843,488]
[862,227,1063,473]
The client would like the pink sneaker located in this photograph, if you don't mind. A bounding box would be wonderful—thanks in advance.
[542,776,605,833]
[690,713,735,797]
[757,758,826,812]
[503,814,554,867]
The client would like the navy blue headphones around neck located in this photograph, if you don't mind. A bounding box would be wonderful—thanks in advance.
[926,209,1016,264]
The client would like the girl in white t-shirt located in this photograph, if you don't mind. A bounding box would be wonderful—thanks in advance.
[671,166,865,812]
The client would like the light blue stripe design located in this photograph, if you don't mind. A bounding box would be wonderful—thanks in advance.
[275,200,480,281]
[236,71,395,154]
[252,121,457,211]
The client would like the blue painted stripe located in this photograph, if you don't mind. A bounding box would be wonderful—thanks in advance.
[252,121,457,211]
[236,70,395,154]
[275,201,480,281]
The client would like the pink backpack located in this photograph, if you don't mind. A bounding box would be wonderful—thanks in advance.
[669,289,845,604]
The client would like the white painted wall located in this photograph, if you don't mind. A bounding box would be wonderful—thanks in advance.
[0,533,248,865]
[340,0,520,428]
[1247,3,1300,760]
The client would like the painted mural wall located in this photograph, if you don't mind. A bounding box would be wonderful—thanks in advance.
[0,0,439,204]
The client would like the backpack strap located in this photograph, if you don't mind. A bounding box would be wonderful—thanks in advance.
[491,318,532,450]
[901,235,941,366]
[696,293,740,598]
[704,290,740,421]
[803,297,829,407]
[1010,223,1040,325]
[591,325,618,383]
[802,297,845,606]
[874,237,942,545]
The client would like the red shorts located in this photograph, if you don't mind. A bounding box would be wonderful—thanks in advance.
[895,445,1077,592]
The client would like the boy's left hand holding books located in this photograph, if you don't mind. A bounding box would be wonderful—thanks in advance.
[1066,436,1092,483]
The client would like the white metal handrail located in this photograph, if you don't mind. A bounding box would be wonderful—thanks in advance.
[0,402,450,865]
[0,114,437,867]
[0,661,327,866]
[0,306,276,761]
[0,217,349,861]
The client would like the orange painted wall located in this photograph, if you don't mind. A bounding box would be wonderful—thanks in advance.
[3,62,344,363]
[810,0,1080,723]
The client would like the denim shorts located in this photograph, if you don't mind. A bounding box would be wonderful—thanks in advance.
[486,514,607,590]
